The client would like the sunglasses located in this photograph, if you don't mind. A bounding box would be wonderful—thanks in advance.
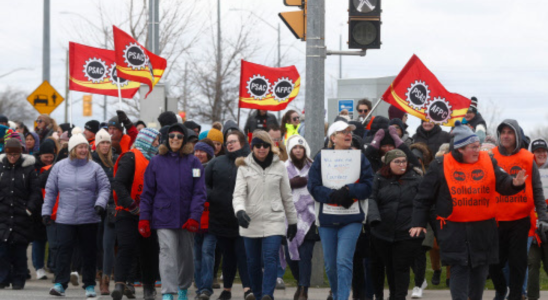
[292,117,300,122]
[169,133,184,140]
[358,109,368,113]
[35,119,43,123]
[253,143,271,149]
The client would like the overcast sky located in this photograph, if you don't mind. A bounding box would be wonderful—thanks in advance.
[1,0,547,136]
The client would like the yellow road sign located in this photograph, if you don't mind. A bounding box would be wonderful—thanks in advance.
[26,80,64,115]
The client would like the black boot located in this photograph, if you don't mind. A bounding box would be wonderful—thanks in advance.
[294,286,301,300]
[111,283,125,300]
[124,282,136,299]
[143,284,156,300]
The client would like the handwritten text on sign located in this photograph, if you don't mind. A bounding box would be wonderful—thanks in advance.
[321,150,361,215]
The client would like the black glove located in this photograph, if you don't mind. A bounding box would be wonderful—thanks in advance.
[236,210,251,228]
[290,176,308,189]
[339,187,354,209]
[329,189,346,206]
[116,110,132,128]
[287,224,297,242]
[95,206,105,216]
[538,221,548,244]
[42,215,53,226]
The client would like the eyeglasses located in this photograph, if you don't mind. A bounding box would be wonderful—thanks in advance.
[253,143,271,149]
[466,145,481,151]
[168,133,184,140]
[226,140,239,146]
[337,130,353,135]
[358,109,368,113]
[35,119,43,123]
[292,117,300,122]
[392,159,407,165]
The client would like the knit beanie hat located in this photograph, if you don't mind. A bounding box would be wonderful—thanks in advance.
[452,120,479,149]
[199,130,209,140]
[194,141,215,159]
[0,115,8,124]
[382,149,406,165]
[207,128,224,144]
[135,120,147,128]
[95,129,111,145]
[468,97,478,113]
[388,105,406,120]
[108,116,123,131]
[58,123,74,133]
[39,139,56,155]
[85,120,100,134]
[68,133,89,152]
[72,127,83,136]
[157,111,178,128]
[134,128,161,160]
[380,129,395,146]
[4,138,23,154]
[286,135,311,158]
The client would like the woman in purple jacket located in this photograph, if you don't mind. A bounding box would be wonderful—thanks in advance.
[139,123,207,300]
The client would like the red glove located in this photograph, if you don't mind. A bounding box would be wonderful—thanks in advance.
[138,220,151,238]
[182,219,200,233]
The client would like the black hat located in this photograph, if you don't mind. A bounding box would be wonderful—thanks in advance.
[100,122,108,129]
[0,115,8,124]
[84,120,100,134]
[468,96,478,113]
[135,120,147,128]
[184,120,201,133]
[39,139,57,155]
[531,139,548,153]
[107,116,123,131]
[58,123,74,133]
[157,111,178,128]
[4,138,22,154]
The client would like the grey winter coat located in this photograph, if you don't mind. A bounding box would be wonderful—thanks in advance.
[42,158,110,225]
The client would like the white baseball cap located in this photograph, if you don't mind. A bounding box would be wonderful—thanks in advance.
[327,121,356,137]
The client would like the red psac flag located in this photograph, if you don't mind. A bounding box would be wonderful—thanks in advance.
[69,42,140,98]
[239,60,300,111]
[113,25,167,98]
[382,55,471,127]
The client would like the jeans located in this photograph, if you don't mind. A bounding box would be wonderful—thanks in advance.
[0,242,28,287]
[114,215,159,285]
[46,223,58,273]
[244,235,283,299]
[450,263,489,300]
[371,237,423,300]
[489,217,530,300]
[216,235,250,289]
[319,223,362,300]
[32,240,46,270]
[285,241,315,287]
[194,233,217,295]
[102,218,116,277]
[55,223,98,289]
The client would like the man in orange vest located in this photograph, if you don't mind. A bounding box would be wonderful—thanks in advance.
[107,110,138,155]
[410,121,527,300]
[489,119,548,300]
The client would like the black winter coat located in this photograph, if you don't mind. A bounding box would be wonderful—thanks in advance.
[411,152,523,267]
[412,125,451,156]
[205,146,250,237]
[0,154,42,245]
[368,168,423,242]
[111,151,138,220]
[363,129,421,172]
[92,152,118,222]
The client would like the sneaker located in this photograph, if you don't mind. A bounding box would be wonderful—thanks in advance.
[134,281,142,287]
[431,270,441,285]
[85,285,96,298]
[421,279,427,290]
[179,288,188,300]
[37,268,48,280]
[70,272,79,286]
[411,286,422,299]
[275,278,285,290]
[49,283,66,296]
[217,290,232,300]
[244,290,255,300]
[260,296,273,300]
[163,294,174,300]
[212,278,221,289]
[156,280,162,287]
[12,284,24,290]
[199,291,212,300]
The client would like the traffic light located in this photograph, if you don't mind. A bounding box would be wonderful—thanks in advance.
[83,95,92,116]
[279,0,307,40]
[348,0,381,49]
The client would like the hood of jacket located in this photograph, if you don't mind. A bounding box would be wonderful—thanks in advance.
[223,120,241,138]
[183,120,201,133]
[158,123,193,156]
[496,119,524,155]
[0,153,36,168]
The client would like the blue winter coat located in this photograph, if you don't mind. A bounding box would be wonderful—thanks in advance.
[139,143,207,229]
[42,158,110,225]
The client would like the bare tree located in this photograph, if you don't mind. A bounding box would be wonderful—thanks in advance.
[0,88,38,126]
[481,98,505,138]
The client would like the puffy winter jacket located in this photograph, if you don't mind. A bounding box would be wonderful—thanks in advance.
[232,153,298,238]
[0,154,41,244]
[368,168,423,242]
[42,158,110,225]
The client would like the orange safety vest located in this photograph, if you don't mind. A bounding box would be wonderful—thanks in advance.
[40,165,59,221]
[439,152,497,228]
[492,147,535,221]
[119,134,132,154]
[113,149,149,212]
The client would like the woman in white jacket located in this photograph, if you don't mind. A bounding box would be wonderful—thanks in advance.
[232,130,298,300]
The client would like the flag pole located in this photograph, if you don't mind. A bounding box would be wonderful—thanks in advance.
[361,99,383,125]
[237,106,241,127]
[117,77,122,104]
[69,91,72,127]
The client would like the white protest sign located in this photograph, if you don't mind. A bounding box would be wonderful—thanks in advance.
[321,150,361,215]
[539,169,548,199]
